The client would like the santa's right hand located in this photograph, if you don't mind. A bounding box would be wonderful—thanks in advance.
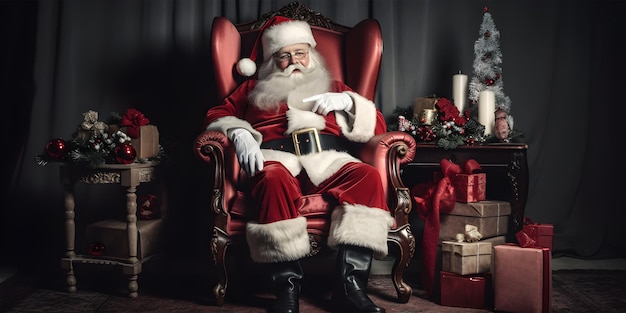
[228,128,265,177]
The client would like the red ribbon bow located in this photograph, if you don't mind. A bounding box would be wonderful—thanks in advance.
[120,108,150,139]
[515,218,540,248]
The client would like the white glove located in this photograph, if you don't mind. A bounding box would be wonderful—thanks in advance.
[303,92,353,116]
[228,128,265,177]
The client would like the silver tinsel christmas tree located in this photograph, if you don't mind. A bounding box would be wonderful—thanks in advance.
[468,7,516,141]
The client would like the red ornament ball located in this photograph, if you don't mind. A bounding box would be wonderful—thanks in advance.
[88,242,105,256]
[486,79,495,86]
[114,143,136,164]
[45,138,67,160]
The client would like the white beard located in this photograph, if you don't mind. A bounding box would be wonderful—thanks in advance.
[249,52,332,112]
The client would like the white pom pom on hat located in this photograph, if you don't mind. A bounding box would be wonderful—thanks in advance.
[236,16,317,77]
[236,57,257,77]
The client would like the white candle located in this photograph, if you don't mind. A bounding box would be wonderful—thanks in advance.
[478,90,496,135]
[452,72,468,115]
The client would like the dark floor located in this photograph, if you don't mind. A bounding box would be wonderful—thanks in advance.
[1,252,625,313]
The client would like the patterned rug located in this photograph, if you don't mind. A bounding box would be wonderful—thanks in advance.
[550,269,626,313]
[1,269,624,312]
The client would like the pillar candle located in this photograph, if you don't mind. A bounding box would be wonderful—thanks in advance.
[478,90,496,135]
[452,72,468,115]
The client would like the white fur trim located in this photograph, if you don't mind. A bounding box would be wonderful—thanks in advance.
[328,203,394,259]
[285,108,326,135]
[236,58,257,77]
[335,91,377,143]
[262,20,317,60]
[299,150,359,186]
[246,216,310,263]
[205,116,263,143]
[261,149,302,177]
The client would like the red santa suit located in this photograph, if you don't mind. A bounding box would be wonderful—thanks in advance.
[203,78,394,264]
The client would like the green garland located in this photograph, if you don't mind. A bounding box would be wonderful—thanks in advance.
[387,97,523,149]
[35,110,163,168]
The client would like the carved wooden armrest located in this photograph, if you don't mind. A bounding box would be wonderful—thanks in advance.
[359,131,416,188]
[359,131,416,223]
[193,130,231,163]
[193,130,241,215]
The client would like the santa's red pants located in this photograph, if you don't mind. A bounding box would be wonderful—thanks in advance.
[249,161,389,224]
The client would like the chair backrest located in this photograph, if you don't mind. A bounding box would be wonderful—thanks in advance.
[211,3,383,102]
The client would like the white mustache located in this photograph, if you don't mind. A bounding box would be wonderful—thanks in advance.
[277,64,314,76]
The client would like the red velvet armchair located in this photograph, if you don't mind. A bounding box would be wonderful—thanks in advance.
[193,3,416,306]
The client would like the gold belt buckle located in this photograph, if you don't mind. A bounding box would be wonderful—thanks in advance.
[292,128,321,156]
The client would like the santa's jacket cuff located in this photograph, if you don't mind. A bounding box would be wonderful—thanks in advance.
[328,203,394,259]
[246,216,310,263]
[336,91,377,143]
[206,116,263,143]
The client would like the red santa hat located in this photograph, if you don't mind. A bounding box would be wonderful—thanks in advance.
[236,16,317,77]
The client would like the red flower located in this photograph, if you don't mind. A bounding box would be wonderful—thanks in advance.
[463,109,471,119]
[120,108,150,139]
[435,98,460,122]
[453,116,467,127]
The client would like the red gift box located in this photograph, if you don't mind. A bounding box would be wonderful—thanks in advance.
[440,271,492,309]
[518,219,554,249]
[433,172,486,203]
[454,173,487,203]
[494,244,552,313]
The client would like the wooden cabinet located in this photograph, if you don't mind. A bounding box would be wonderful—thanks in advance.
[401,143,529,239]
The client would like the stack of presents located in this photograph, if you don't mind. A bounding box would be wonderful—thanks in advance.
[412,159,554,312]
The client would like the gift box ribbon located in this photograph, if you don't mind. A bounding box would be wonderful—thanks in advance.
[515,217,544,248]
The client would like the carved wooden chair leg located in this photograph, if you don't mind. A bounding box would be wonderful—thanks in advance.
[211,228,230,306]
[387,224,415,303]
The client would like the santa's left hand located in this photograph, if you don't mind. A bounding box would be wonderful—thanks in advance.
[304,92,353,116]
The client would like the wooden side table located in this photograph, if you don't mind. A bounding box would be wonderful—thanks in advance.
[401,143,529,238]
[59,161,162,298]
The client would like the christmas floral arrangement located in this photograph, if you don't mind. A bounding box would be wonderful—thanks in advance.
[388,97,486,149]
[390,8,525,148]
[35,108,161,168]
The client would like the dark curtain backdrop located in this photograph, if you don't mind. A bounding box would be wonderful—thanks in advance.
[2,0,625,274]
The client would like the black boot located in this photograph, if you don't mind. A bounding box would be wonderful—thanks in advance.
[268,261,303,313]
[330,245,385,313]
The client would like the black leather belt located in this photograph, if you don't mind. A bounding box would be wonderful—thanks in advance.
[261,128,348,156]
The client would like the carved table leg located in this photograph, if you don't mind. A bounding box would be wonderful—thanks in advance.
[507,151,529,234]
[126,185,139,298]
[63,183,77,293]
[128,274,139,298]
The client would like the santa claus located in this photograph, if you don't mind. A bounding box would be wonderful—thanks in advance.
[203,16,391,313]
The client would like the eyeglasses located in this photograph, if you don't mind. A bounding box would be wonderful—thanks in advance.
[275,50,309,62]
